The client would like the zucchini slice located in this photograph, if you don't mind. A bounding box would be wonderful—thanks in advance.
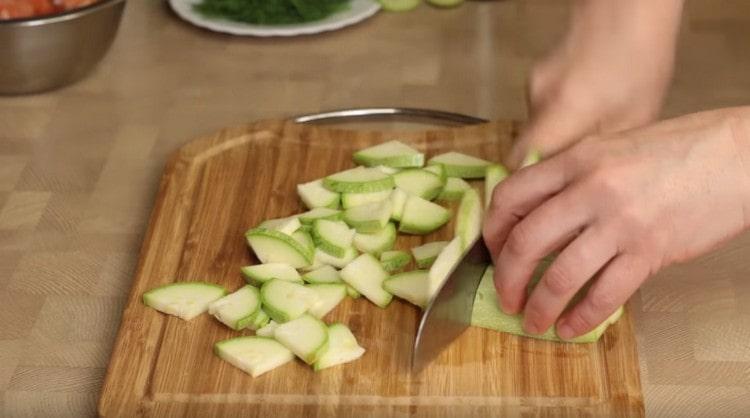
[455,188,482,250]
[398,195,451,235]
[312,219,355,258]
[214,336,294,377]
[297,179,340,210]
[143,282,227,321]
[302,265,343,284]
[428,151,491,179]
[314,323,366,371]
[384,270,430,308]
[340,253,393,308]
[353,222,397,256]
[353,140,424,168]
[438,177,472,201]
[393,168,444,201]
[260,279,318,323]
[389,188,408,222]
[380,250,411,273]
[341,190,391,209]
[298,207,342,225]
[484,164,509,208]
[307,283,347,318]
[274,314,329,365]
[343,200,393,233]
[241,263,303,285]
[246,228,313,269]
[323,167,395,193]
[411,241,449,269]
[208,285,261,331]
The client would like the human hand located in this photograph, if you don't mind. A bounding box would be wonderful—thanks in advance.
[484,108,750,338]
[507,0,684,169]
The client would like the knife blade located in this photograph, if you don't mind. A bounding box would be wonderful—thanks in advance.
[412,236,492,373]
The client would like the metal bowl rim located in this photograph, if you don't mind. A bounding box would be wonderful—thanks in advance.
[0,0,124,27]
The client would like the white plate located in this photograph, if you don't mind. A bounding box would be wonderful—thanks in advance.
[169,0,381,37]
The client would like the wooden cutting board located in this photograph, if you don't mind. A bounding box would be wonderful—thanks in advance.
[98,119,644,417]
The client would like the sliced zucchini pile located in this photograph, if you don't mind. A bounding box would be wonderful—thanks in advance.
[143,143,621,377]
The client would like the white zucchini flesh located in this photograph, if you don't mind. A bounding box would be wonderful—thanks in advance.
[342,200,393,233]
[246,308,271,331]
[411,241,450,269]
[274,314,329,365]
[241,263,303,285]
[352,140,424,168]
[307,284,347,318]
[398,195,451,235]
[393,169,444,201]
[383,270,431,309]
[260,279,318,323]
[428,151,491,179]
[312,219,355,258]
[427,237,464,299]
[353,222,397,256]
[455,189,482,251]
[346,285,361,299]
[341,190,392,209]
[214,336,294,378]
[246,229,313,269]
[374,165,401,175]
[258,216,301,236]
[389,188,408,222]
[313,247,359,269]
[323,167,395,193]
[298,207,342,224]
[484,164,509,209]
[208,285,261,331]
[255,320,279,337]
[143,282,227,321]
[297,179,340,209]
[314,323,366,371]
[380,250,411,273]
[340,254,393,308]
[291,230,315,253]
[302,265,343,284]
[423,164,446,182]
[438,177,472,201]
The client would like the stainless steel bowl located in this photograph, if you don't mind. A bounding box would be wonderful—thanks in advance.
[0,0,126,95]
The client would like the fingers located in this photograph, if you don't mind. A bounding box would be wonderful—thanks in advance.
[556,254,648,339]
[482,154,575,259]
[521,225,618,335]
[492,186,593,315]
[507,98,596,170]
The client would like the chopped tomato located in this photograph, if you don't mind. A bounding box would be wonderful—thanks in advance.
[0,0,99,20]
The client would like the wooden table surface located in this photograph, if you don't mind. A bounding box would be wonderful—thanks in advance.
[1,1,749,417]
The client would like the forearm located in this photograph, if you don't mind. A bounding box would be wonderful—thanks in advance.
[566,0,684,80]
[726,106,750,228]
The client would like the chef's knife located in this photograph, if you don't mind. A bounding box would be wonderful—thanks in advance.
[412,236,492,373]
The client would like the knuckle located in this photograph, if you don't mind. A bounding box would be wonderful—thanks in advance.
[489,180,511,212]
[542,264,576,296]
[505,222,534,257]
[587,290,618,315]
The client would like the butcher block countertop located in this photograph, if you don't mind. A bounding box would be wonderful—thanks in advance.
[1,1,749,417]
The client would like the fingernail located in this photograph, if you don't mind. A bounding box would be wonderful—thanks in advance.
[557,322,574,340]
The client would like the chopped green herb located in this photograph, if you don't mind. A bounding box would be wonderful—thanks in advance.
[194,0,351,25]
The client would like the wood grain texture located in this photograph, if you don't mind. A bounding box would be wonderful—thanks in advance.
[98,120,643,417]
[2,1,750,417]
